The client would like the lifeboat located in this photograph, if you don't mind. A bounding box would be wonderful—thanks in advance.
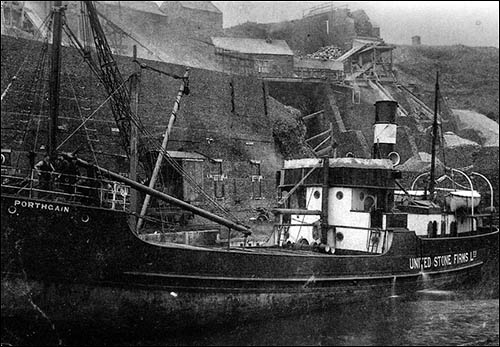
[394,190,427,203]
[445,190,481,211]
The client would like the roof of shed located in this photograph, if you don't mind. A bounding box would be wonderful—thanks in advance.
[179,1,222,14]
[336,38,393,61]
[99,1,166,16]
[336,44,368,61]
[211,37,294,56]
[284,158,394,170]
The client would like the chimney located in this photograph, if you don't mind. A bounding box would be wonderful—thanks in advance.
[373,100,398,160]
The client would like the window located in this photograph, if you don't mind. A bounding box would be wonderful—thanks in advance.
[250,160,263,199]
[255,60,271,74]
[210,159,225,199]
[352,90,360,104]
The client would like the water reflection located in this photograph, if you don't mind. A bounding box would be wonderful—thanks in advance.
[138,297,499,346]
[2,297,499,346]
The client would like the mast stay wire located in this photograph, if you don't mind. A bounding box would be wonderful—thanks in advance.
[1,10,53,101]
[56,78,130,150]
[123,93,241,223]
[60,5,242,224]
[9,12,55,166]
[65,76,100,166]
[127,111,242,224]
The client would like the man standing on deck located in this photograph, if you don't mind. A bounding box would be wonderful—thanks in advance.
[59,157,79,196]
[34,154,55,196]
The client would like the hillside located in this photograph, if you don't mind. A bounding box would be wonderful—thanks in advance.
[225,21,499,125]
[0,34,309,219]
[393,44,499,123]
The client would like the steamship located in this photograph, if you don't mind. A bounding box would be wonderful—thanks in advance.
[1,1,498,332]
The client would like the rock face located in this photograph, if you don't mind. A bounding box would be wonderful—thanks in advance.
[0,34,307,220]
[443,132,480,148]
[2,2,498,210]
[304,46,344,61]
[393,45,499,124]
[224,7,378,55]
[452,109,499,147]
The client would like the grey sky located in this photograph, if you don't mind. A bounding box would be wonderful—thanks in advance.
[153,1,499,47]
[211,1,499,47]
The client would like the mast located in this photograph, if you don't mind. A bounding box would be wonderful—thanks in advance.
[129,45,140,224]
[135,68,190,233]
[429,71,439,197]
[47,0,64,158]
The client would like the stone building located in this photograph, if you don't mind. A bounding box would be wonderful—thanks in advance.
[1,33,298,226]
[159,1,222,32]
[212,37,294,77]
[338,38,395,81]
[260,4,381,56]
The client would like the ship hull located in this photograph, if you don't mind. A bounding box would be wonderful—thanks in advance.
[1,195,497,329]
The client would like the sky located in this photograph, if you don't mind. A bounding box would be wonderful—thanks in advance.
[155,1,499,47]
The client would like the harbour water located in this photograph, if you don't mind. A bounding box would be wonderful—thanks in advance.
[145,297,499,346]
[2,294,498,346]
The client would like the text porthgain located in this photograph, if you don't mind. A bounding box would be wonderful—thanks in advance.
[14,199,70,213]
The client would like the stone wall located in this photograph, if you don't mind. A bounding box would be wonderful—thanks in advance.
[159,2,222,32]
[1,35,305,220]
[228,7,374,56]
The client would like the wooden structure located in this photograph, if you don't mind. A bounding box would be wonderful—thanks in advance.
[212,37,294,77]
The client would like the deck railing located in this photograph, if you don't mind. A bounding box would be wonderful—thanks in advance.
[1,166,130,211]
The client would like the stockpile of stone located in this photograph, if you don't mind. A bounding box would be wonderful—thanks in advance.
[306,46,344,60]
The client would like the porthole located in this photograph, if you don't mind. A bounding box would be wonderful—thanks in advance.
[313,191,321,199]
[359,192,365,200]
[336,232,344,241]
[81,215,90,223]
[336,191,343,200]
[8,206,16,214]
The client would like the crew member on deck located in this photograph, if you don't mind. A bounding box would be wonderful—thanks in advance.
[59,157,80,196]
[34,155,55,196]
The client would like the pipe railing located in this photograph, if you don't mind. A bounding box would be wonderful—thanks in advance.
[67,155,252,236]
[471,172,495,213]
[1,166,129,211]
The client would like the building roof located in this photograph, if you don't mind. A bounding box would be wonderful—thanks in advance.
[211,37,294,56]
[336,44,368,62]
[352,37,384,48]
[336,38,393,62]
[167,151,206,161]
[99,1,166,16]
[284,158,394,170]
[178,1,222,14]
[294,57,344,71]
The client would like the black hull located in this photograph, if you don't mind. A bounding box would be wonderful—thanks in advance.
[1,195,498,328]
